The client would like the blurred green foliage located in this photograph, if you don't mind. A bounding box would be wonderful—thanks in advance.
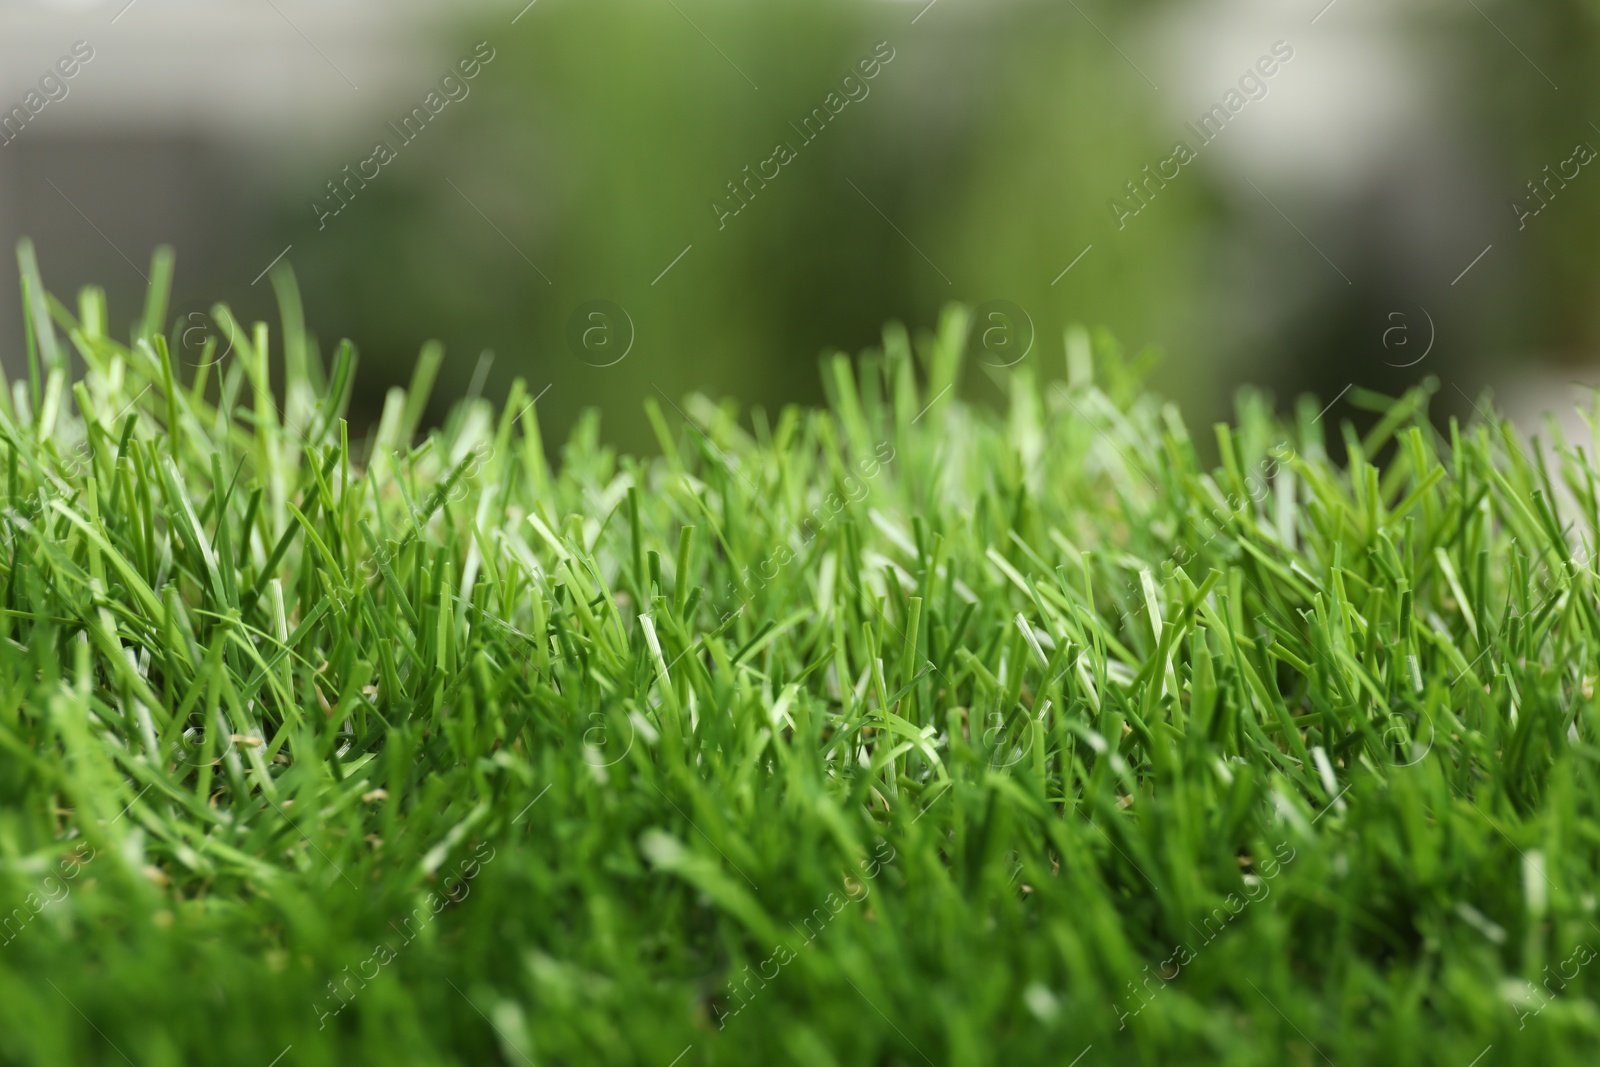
[275,0,1600,455]
[283,0,1213,454]
[1464,0,1600,357]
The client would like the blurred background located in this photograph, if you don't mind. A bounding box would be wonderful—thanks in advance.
[1,0,1597,453]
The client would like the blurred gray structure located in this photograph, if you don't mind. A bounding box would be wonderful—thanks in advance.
[1151,0,1517,408]
[0,0,459,373]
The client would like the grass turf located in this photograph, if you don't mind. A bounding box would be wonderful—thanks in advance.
[1,240,1599,1066]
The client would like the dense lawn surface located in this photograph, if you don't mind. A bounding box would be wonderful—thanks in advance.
[3,244,1600,1066]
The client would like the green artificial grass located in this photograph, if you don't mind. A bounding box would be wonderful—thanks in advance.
[2,238,1599,1066]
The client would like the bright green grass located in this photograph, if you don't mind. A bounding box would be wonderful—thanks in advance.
[2,238,1599,1066]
